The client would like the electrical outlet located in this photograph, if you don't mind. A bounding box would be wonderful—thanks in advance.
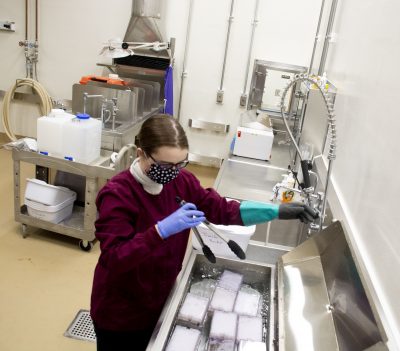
[0,21,16,32]
[240,94,247,107]
[216,90,224,104]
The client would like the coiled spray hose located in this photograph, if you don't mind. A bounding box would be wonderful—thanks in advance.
[2,78,53,141]
[280,73,337,231]
[280,73,337,161]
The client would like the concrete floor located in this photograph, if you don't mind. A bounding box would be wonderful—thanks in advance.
[0,141,218,351]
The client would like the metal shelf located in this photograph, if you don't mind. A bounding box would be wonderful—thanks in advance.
[12,147,136,249]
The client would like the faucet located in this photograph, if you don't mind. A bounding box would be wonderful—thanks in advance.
[110,98,119,131]
[99,97,119,130]
[279,73,337,233]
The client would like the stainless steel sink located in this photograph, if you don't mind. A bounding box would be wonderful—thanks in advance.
[147,252,275,351]
[214,157,288,203]
[214,157,304,248]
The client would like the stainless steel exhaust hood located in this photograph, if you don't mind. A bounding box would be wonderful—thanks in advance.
[114,0,172,68]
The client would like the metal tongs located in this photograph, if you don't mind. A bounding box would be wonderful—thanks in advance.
[176,197,246,263]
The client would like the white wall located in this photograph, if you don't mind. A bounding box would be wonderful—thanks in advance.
[319,0,400,349]
[0,0,132,137]
[0,0,321,146]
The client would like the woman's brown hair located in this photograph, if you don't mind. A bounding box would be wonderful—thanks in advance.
[137,114,189,155]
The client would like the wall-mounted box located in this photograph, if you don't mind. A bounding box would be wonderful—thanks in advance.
[0,21,16,32]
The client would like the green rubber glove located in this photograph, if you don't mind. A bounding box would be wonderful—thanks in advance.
[240,201,279,226]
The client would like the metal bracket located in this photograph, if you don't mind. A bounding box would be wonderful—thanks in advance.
[240,94,247,107]
[188,119,230,133]
[188,153,223,168]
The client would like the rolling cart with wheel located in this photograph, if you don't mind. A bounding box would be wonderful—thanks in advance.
[12,146,136,251]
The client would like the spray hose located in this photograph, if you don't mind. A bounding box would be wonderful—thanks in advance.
[279,73,337,161]
[2,78,52,141]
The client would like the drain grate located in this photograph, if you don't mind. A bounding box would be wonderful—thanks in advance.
[64,309,96,342]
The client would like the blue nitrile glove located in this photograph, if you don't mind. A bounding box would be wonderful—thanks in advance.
[157,203,206,239]
[240,201,279,226]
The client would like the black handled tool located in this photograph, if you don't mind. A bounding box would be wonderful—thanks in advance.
[175,196,216,263]
[176,196,246,260]
[192,226,216,263]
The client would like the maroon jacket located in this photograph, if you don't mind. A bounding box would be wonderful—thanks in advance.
[90,169,243,331]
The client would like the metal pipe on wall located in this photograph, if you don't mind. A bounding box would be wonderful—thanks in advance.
[240,0,259,107]
[308,0,325,74]
[177,0,194,121]
[35,0,39,81]
[216,0,235,104]
[318,0,338,76]
[35,0,38,41]
[25,0,28,40]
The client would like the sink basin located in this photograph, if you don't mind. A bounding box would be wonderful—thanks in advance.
[214,157,304,247]
[214,158,288,203]
[102,121,123,130]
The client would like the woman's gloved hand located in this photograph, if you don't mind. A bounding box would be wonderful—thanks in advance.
[278,202,319,223]
[157,203,205,239]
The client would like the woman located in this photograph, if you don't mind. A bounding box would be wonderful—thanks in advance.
[90,114,316,351]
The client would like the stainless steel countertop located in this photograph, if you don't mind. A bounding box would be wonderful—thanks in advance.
[215,128,294,202]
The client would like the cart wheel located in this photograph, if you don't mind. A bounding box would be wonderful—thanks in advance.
[79,240,93,252]
[21,224,28,238]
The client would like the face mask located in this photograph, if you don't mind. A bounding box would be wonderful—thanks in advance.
[146,163,180,184]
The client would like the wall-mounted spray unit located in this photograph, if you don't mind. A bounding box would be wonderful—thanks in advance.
[18,0,39,80]
[280,73,337,232]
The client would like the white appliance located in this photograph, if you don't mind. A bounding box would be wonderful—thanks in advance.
[233,126,274,161]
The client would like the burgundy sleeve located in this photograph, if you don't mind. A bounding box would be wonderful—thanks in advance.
[94,185,164,273]
[182,171,244,226]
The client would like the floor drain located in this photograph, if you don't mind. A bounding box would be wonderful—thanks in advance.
[64,309,96,342]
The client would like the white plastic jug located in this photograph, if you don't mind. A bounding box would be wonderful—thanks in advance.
[62,113,102,164]
[37,109,75,157]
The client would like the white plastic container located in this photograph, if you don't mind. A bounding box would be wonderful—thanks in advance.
[62,113,102,164]
[192,223,256,260]
[233,126,274,161]
[25,194,76,223]
[37,109,75,157]
[25,178,77,206]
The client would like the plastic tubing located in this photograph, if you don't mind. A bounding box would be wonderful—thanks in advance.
[2,78,52,141]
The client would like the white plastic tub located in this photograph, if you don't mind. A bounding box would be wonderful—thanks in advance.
[192,223,256,260]
[25,178,76,206]
[25,193,76,223]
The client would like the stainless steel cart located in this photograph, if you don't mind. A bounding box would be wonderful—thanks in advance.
[12,146,136,251]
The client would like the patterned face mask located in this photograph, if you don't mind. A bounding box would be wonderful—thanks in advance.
[146,163,180,184]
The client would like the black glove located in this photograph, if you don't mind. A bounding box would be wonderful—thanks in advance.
[278,202,319,223]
